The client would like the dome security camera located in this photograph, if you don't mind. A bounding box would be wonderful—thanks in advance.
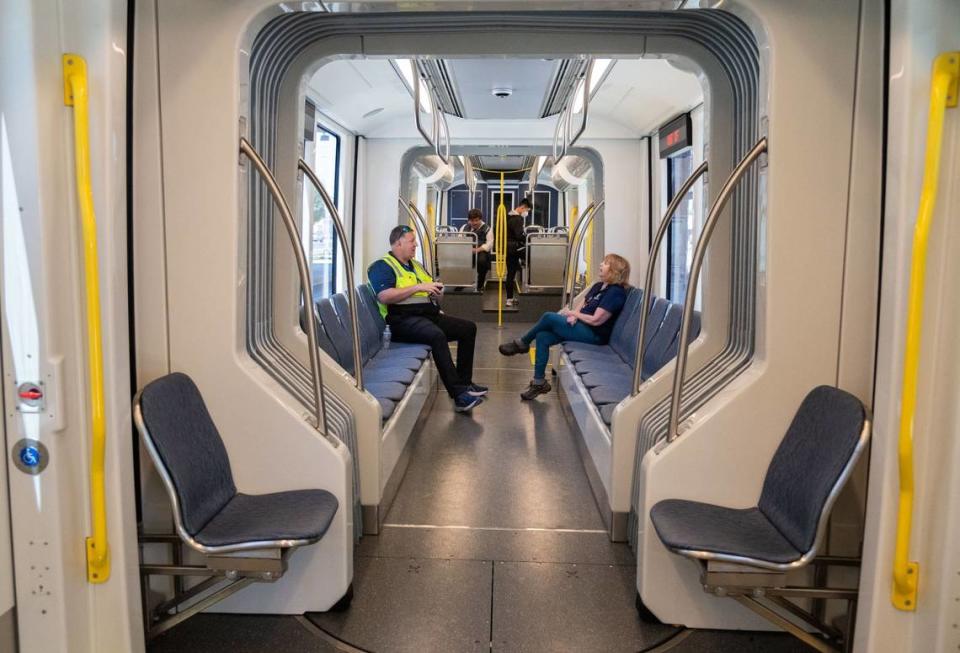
[491,87,513,99]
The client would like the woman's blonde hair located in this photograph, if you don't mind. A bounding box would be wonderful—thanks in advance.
[603,253,631,287]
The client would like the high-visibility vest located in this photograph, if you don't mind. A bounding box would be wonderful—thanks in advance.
[377,253,434,318]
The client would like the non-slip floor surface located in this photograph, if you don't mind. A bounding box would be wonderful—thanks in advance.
[148,322,814,653]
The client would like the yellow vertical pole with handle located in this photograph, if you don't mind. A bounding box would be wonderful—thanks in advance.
[495,173,508,327]
[891,51,958,612]
[63,54,110,584]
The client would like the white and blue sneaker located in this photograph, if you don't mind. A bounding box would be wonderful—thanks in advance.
[466,383,489,397]
[454,392,484,413]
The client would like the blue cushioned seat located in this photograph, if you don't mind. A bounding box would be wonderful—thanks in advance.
[600,403,617,425]
[649,501,802,563]
[364,381,407,402]
[575,360,633,379]
[375,396,396,421]
[581,371,633,392]
[650,386,867,566]
[589,382,632,406]
[137,373,339,549]
[361,364,416,385]
[195,490,339,547]
[356,285,431,360]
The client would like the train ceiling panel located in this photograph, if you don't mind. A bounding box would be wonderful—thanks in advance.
[444,59,560,119]
[307,56,702,138]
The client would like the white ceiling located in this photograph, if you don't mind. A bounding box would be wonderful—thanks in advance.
[447,59,560,118]
[307,56,703,139]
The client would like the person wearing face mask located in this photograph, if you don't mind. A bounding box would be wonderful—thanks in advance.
[503,197,531,306]
[498,254,631,400]
[367,225,487,413]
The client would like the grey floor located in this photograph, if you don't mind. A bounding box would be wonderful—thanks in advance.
[148,321,811,653]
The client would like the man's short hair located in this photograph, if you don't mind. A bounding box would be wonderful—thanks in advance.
[519,198,532,209]
[389,224,414,245]
[467,208,483,222]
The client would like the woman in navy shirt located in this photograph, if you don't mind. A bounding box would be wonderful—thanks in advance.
[499,254,631,400]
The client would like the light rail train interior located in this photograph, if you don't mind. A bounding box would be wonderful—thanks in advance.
[0,1,958,651]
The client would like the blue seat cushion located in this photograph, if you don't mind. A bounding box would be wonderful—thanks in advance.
[389,343,431,359]
[361,365,416,385]
[564,343,617,363]
[365,381,407,402]
[371,351,424,371]
[375,396,396,421]
[650,499,803,564]
[600,403,617,426]
[575,359,633,378]
[193,489,339,548]
[589,382,632,406]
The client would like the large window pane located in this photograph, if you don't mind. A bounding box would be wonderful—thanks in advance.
[666,149,694,303]
[305,127,340,301]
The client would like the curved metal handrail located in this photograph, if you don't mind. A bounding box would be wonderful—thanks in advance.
[632,161,709,395]
[561,201,604,310]
[412,60,449,166]
[666,138,767,443]
[398,198,436,277]
[241,138,331,443]
[568,58,593,148]
[299,159,363,391]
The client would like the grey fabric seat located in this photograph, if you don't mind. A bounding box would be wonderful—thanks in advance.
[361,364,416,385]
[195,490,339,547]
[356,284,431,359]
[650,386,868,567]
[599,403,617,425]
[364,381,407,402]
[136,373,339,551]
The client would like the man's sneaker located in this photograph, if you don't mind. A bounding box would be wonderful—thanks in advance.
[505,298,518,307]
[520,379,552,401]
[466,383,489,397]
[454,392,484,413]
[498,339,530,356]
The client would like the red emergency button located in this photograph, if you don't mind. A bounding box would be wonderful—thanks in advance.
[16,382,44,408]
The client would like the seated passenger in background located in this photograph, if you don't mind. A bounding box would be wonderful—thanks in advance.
[368,225,487,413]
[461,208,492,291]
[499,254,631,400]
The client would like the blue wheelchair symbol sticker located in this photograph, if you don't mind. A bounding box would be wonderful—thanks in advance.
[20,446,41,468]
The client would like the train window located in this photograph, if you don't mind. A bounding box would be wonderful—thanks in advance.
[302,123,341,300]
[665,148,695,303]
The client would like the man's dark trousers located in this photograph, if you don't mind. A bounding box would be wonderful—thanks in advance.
[386,307,476,397]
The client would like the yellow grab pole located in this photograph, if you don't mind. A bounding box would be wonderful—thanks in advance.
[585,219,594,284]
[63,54,110,584]
[495,173,508,327]
[891,51,958,612]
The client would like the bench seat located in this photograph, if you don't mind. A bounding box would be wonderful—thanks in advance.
[559,289,700,426]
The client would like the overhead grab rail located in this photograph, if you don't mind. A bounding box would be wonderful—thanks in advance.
[666,138,768,444]
[63,54,110,584]
[891,51,958,613]
[240,138,333,444]
[412,60,450,165]
[553,59,594,162]
[560,201,604,310]
[633,161,709,395]
[398,198,437,277]
[299,159,363,391]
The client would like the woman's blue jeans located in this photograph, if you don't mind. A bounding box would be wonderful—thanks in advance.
[521,312,602,380]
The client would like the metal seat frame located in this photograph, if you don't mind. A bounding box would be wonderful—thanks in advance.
[133,394,326,639]
[658,413,870,653]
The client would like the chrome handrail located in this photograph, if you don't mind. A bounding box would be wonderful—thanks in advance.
[632,161,709,395]
[568,59,593,148]
[561,200,604,310]
[398,198,437,277]
[240,138,332,442]
[558,201,594,307]
[666,138,767,443]
[412,60,449,166]
[299,158,363,391]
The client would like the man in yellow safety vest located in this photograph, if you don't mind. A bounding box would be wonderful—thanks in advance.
[367,225,487,412]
